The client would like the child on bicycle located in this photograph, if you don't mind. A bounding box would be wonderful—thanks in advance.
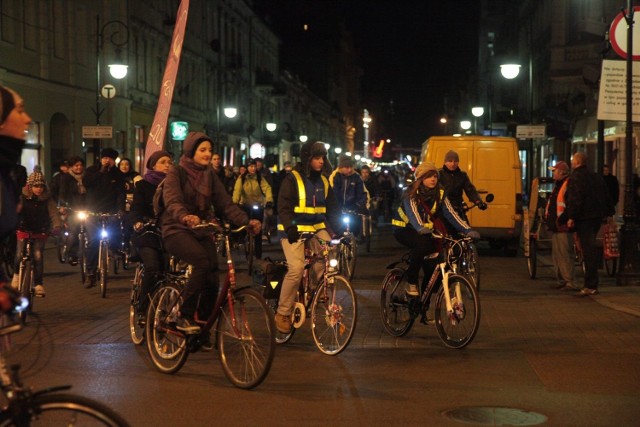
[392,161,479,297]
[275,140,341,334]
[11,170,62,296]
[159,132,261,334]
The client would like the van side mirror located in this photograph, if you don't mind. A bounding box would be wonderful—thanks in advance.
[485,194,495,203]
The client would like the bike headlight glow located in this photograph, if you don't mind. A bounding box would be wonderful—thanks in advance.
[329,258,339,268]
[252,205,259,210]
[101,229,108,238]
[342,216,350,224]
[331,239,342,245]
[15,297,29,313]
[77,211,88,220]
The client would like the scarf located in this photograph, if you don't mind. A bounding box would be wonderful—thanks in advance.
[418,185,440,210]
[68,169,86,194]
[179,155,210,211]
[144,170,166,186]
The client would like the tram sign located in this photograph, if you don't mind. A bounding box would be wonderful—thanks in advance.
[516,125,546,139]
[82,125,113,139]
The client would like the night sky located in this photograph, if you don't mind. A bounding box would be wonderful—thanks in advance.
[255,1,480,148]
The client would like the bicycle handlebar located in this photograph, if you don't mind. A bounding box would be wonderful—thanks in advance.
[192,222,247,236]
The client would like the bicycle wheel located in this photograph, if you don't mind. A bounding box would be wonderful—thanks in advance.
[364,216,372,253]
[434,274,480,349]
[217,288,275,389]
[7,392,130,426]
[604,257,618,277]
[527,238,537,279]
[129,264,145,345]
[79,234,87,285]
[244,233,255,275]
[145,282,188,374]
[310,275,357,355]
[339,235,357,281]
[380,267,414,337]
[99,241,109,298]
[56,234,68,263]
[18,260,33,324]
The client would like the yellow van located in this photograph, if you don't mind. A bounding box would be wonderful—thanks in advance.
[421,135,523,254]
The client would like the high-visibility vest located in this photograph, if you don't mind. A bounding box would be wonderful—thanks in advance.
[392,189,442,229]
[545,178,568,218]
[278,170,330,232]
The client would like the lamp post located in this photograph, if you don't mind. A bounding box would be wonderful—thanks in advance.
[93,15,129,165]
[460,120,472,134]
[363,109,371,158]
[471,106,484,135]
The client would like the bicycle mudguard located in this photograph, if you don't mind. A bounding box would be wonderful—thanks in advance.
[32,385,72,397]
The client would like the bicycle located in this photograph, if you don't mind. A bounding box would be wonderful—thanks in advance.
[55,206,69,264]
[145,222,275,389]
[72,209,90,285]
[95,213,122,298]
[14,231,47,324]
[380,231,480,349]
[0,293,130,426]
[336,210,358,281]
[267,232,357,355]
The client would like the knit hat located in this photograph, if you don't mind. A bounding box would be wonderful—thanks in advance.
[0,84,17,125]
[182,131,212,158]
[248,158,258,166]
[548,160,569,173]
[100,147,119,160]
[146,150,172,169]
[444,150,459,163]
[414,162,438,180]
[27,170,46,187]
[338,155,354,168]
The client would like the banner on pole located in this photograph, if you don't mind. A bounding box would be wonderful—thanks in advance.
[142,0,190,172]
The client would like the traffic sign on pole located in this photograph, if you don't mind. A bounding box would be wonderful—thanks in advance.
[82,126,113,139]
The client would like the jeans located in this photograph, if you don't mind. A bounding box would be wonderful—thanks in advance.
[551,231,575,287]
[164,232,219,319]
[14,237,46,285]
[393,227,437,288]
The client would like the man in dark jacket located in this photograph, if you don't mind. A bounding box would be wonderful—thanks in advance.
[602,164,619,213]
[438,150,486,221]
[82,148,126,287]
[566,152,608,296]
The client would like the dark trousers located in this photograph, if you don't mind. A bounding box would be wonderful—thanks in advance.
[242,205,263,259]
[575,218,602,289]
[393,227,437,288]
[164,232,219,319]
[138,246,165,311]
[14,237,46,285]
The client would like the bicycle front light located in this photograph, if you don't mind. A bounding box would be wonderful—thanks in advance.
[252,204,259,210]
[329,258,339,268]
[77,211,88,220]
[331,238,342,245]
[15,297,29,313]
[342,216,350,225]
[101,229,108,239]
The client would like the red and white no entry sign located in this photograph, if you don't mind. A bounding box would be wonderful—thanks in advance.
[610,6,640,60]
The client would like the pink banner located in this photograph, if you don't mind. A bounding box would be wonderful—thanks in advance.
[143,0,190,172]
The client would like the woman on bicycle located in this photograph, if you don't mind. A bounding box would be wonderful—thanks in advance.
[160,132,261,334]
[11,170,62,296]
[130,150,172,314]
[392,161,479,297]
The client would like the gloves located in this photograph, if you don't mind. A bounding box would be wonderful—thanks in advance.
[417,226,432,235]
[286,226,300,244]
[466,230,480,239]
[477,201,488,211]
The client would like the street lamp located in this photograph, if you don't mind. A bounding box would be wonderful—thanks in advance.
[93,15,129,164]
[363,109,371,158]
[471,106,484,134]
[460,120,472,131]
[500,64,522,80]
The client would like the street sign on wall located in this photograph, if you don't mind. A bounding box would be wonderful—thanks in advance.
[516,125,546,139]
[597,59,640,122]
[82,126,113,139]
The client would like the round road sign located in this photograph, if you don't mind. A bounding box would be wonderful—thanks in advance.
[610,6,640,60]
[101,84,116,99]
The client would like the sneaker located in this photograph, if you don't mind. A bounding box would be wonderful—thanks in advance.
[68,256,78,266]
[10,275,19,290]
[176,315,201,334]
[406,284,419,297]
[34,284,46,297]
[84,274,96,289]
[274,313,292,334]
[577,287,599,297]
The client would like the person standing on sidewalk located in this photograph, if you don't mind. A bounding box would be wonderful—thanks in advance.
[566,152,612,296]
[544,161,576,291]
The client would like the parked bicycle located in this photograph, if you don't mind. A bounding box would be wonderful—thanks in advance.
[145,222,275,389]
[266,232,357,355]
[380,231,480,349]
[0,292,130,426]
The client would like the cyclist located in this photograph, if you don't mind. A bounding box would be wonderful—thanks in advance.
[11,170,62,296]
[274,140,341,334]
[130,150,172,313]
[438,150,487,221]
[232,158,273,259]
[392,161,479,297]
[58,156,87,266]
[329,155,368,237]
[82,148,127,288]
[160,132,261,334]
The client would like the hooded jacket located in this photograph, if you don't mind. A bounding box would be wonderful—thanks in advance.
[438,165,481,210]
[18,185,62,234]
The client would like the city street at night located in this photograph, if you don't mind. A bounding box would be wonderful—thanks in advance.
[7,226,640,426]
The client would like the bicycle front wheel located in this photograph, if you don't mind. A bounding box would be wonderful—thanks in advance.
[79,234,87,285]
[146,283,188,374]
[129,264,145,345]
[56,234,68,263]
[3,392,131,426]
[434,274,480,349]
[310,275,357,355]
[380,267,414,337]
[217,288,275,389]
[99,241,109,298]
[244,234,255,275]
[18,260,33,324]
[464,242,480,290]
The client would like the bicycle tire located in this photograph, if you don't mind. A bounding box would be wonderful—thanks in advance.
[129,264,145,345]
[18,260,33,324]
[99,241,109,298]
[217,288,275,389]
[527,238,537,279]
[464,242,480,290]
[1,392,131,426]
[310,275,357,355]
[346,234,357,280]
[604,257,618,277]
[434,273,480,349]
[244,233,255,275]
[365,216,372,253]
[79,234,87,285]
[145,282,188,374]
[380,267,414,337]
[56,234,68,263]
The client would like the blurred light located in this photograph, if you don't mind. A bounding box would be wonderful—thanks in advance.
[266,122,277,132]
[223,107,237,118]
[108,64,128,79]
[299,134,308,142]
[471,106,485,117]
[460,120,472,130]
[500,63,521,79]
[335,147,342,154]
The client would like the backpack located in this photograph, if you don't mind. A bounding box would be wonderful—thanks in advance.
[153,165,187,219]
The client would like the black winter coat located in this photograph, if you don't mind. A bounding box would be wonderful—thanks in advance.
[438,166,481,210]
[83,164,126,213]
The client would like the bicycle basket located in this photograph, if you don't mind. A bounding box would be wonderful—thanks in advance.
[252,257,287,299]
